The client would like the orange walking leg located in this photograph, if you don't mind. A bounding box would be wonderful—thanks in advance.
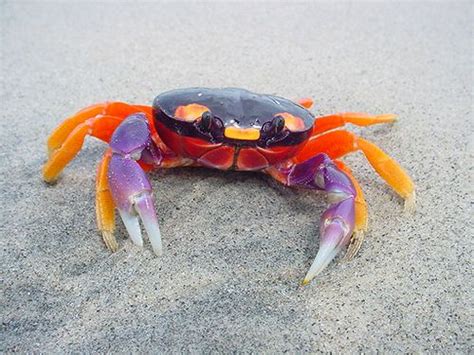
[95,149,117,251]
[296,130,415,211]
[43,115,122,182]
[334,160,369,260]
[47,102,150,155]
[297,97,314,109]
[47,103,105,157]
[313,112,397,135]
[43,102,152,183]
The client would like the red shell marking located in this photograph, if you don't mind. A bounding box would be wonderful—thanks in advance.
[236,148,269,170]
[198,146,235,170]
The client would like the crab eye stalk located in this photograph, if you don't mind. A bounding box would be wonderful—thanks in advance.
[199,111,214,131]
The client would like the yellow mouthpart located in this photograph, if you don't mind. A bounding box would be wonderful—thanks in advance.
[224,127,261,140]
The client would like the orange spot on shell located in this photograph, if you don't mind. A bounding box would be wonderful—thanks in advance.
[174,104,210,122]
[277,112,306,132]
[224,127,260,140]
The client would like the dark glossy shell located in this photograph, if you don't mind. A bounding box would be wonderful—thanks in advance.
[153,88,315,148]
[153,87,315,130]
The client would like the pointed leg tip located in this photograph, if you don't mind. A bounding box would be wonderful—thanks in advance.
[42,165,59,184]
[404,191,416,214]
[301,277,312,286]
[376,113,398,122]
[342,230,365,262]
[42,175,58,185]
[102,231,119,252]
[43,177,56,185]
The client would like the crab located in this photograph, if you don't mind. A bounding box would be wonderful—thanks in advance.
[43,87,415,284]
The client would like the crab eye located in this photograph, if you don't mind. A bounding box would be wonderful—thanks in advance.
[199,111,214,131]
[261,115,286,136]
[272,115,285,133]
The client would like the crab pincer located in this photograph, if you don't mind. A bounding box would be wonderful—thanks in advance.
[107,114,163,255]
[287,154,356,284]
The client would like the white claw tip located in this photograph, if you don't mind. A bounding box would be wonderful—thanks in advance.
[118,209,144,248]
[304,243,340,285]
[141,215,163,257]
[152,243,163,257]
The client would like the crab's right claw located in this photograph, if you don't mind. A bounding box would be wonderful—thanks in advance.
[292,156,356,285]
[107,113,163,255]
[302,197,355,285]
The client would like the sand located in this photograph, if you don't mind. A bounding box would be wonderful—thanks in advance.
[1,2,472,352]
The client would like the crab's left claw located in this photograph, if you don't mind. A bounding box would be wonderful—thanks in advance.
[107,113,163,255]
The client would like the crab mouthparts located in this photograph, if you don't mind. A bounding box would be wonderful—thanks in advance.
[224,127,260,140]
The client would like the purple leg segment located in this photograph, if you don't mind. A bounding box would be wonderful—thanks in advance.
[283,154,356,284]
[107,114,163,255]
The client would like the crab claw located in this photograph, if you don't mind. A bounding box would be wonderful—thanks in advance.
[289,156,356,285]
[114,186,163,255]
[302,197,355,285]
[107,113,163,255]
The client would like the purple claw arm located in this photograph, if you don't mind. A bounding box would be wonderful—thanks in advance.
[285,154,356,284]
[107,113,163,255]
